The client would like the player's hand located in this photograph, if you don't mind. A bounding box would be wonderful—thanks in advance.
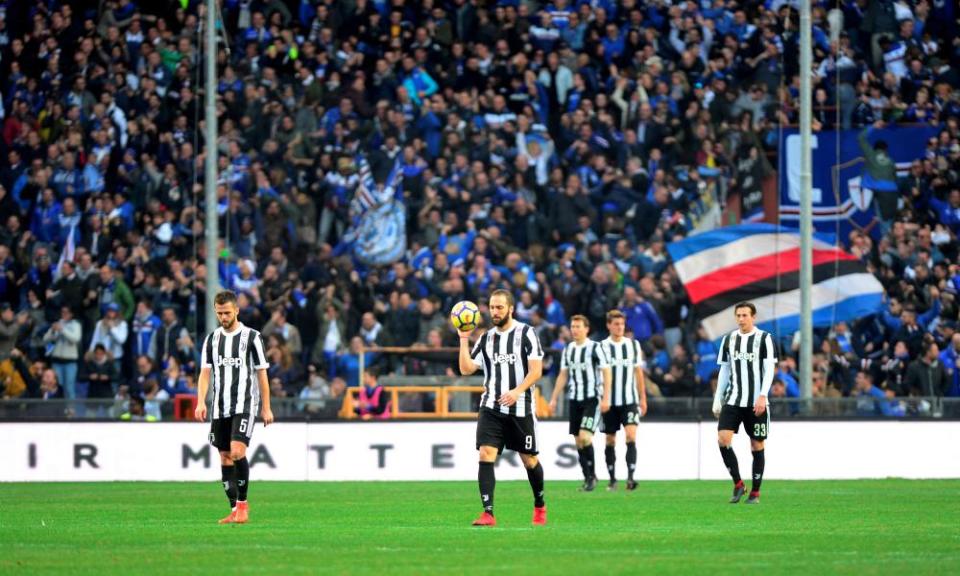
[754,395,767,416]
[457,329,474,340]
[194,403,207,422]
[548,398,557,415]
[261,406,275,426]
[600,398,611,413]
[639,397,647,417]
[712,401,722,419]
[498,389,519,407]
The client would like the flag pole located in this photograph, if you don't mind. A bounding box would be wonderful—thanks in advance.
[204,0,220,334]
[799,0,813,401]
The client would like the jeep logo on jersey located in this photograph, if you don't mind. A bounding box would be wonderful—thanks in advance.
[492,353,518,364]
[217,357,245,367]
[732,351,758,362]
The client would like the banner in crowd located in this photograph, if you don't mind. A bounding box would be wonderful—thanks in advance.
[777,125,939,241]
[667,224,884,340]
[342,157,406,266]
[3,421,958,481]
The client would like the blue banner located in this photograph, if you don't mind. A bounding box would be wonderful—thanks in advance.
[778,126,939,243]
[352,200,407,267]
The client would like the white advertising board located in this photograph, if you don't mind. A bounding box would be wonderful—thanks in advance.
[2,421,958,481]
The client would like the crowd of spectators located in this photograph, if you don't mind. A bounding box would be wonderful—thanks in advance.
[0,0,958,420]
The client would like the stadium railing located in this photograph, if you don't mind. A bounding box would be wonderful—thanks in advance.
[2,396,958,422]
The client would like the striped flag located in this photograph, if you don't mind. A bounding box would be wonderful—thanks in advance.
[667,224,884,340]
[351,156,404,214]
[55,224,77,280]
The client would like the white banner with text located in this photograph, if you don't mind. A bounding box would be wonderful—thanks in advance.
[1,421,958,481]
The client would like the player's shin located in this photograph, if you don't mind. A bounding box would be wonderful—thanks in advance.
[526,462,545,508]
[719,445,742,485]
[751,449,765,495]
[235,457,250,502]
[221,464,237,509]
[478,462,495,514]
[576,446,592,480]
[604,445,616,481]
[626,441,637,481]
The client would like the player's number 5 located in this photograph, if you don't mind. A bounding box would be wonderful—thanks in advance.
[239,419,248,434]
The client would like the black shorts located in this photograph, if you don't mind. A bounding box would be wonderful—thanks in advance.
[568,398,600,435]
[209,414,255,452]
[476,407,539,455]
[718,405,770,440]
[602,403,640,433]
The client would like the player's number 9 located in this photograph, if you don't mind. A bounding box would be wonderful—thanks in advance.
[524,435,533,450]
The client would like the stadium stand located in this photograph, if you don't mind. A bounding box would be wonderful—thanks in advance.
[0,0,957,421]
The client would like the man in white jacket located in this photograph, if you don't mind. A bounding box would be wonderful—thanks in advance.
[43,306,83,401]
[89,302,129,377]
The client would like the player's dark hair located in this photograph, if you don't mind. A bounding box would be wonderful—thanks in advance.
[606,309,625,323]
[214,290,238,306]
[734,301,757,316]
[570,314,590,328]
[490,289,515,308]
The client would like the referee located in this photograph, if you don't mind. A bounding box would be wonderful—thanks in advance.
[458,289,547,527]
[712,301,777,504]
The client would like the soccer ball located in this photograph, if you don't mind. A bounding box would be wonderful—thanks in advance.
[450,300,481,332]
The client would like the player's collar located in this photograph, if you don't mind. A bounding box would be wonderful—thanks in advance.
[221,322,245,336]
[493,320,517,334]
[737,327,758,337]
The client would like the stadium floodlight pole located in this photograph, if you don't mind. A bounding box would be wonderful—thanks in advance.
[204,0,220,335]
[799,0,813,403]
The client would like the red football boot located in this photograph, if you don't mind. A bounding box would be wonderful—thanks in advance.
[471,511,496,526]
[532,506,547,526]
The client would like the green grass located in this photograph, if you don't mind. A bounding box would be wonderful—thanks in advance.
[1,480,959,575]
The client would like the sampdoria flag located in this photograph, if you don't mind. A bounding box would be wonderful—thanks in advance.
[55,224,77,279]
[667,224,884,340]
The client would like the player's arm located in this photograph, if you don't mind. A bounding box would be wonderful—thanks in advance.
[712,335,730,418]
[755,334,778,416]
[251,331,274,425]
[600,366,612,413]
[194,334,212,422]
[549,368,568,414]
[713,363,731,418]
[257,367,274,425]
[635,364,647,416]
[458,329,480,376]
[194,366,210,421]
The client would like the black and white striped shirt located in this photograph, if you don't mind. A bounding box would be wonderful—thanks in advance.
[717,328,777,408]
[559,339,610,401]
[470,321,544,417]
[201,323,269,420]
[602,336,645,406]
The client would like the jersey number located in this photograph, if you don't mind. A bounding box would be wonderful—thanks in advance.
[753,423,767,437]
[627,411,640,425]
[239,419,248,433]
[580,416,594,430]
[524,435,534,450]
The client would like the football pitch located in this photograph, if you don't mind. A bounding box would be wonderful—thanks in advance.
[2,480,958,575]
